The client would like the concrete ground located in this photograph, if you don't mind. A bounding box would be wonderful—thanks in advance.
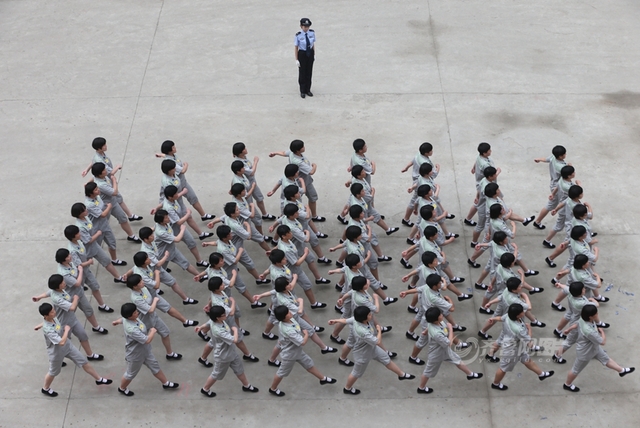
[1,0,639,426]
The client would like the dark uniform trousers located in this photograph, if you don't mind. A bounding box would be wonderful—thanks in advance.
[298,49,314,94]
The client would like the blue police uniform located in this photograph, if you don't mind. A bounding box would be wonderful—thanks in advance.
[295,18,315,97]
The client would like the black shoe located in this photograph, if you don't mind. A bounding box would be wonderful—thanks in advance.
[87,353,104,361]
[597,322,611,329]
[383,297,398,306]
[539,371,554,381]
[378,255,392,262]
[407,306,418,314]
[530,320,546,328]
[198,331,210,342]
[522,216,535,226]
[337,215,348,225]
[315,277,330,283]
[334,304,343,313]
[128,215,143,222]
[182,320,198,327]
[417,387,434,394]
[470,242,477,248]
[553,329,566,339]
[330,335,346,344]
[406,238,416,245]
[545,257,556,268]
[201,214,215,221]
[243,354,259,362]
[524,270,539,277]
[162,382,179,389]
[551,302,566,312]
[452,325,466,332]
[491,383,508,391]
[127,236,141,243]
[338,358,354,366]
[262,332,278,340]
[542,240,556,249]
[467,373,483,380]
[262,214,276,220]
[563,383,580,392]
[41,388,58,397]
[316,232,328,239]
[381,326,393,333]
[335,261,344,268]
[251,302,266,309]
[408,356,425,365]
[198,357,213,367]
[596,296,610,303]
[118,387,134,397]
[196,260,210,267]
[343,387,360,395]
[201,388,216,398]
[111,259,127,266]
[256,278,271,285]
[402,219,414,227]
[533,221,545,230]
[315,326,325,333]
[94,378,112,386]
[317,258,332,265]
[478,331,492,340]
[321,347,337,354]
[467,259,481,268]
[166,353,183,360]
[380,284,388,290]
[450,277,465,283]
[311,302,327,309]
[406,331,419,341]
[113,276,126,284]
[199,232,213,240]
[269,388,286,397]
[457,294,473,302]
[400,258,413,269]
[91,327,108,335]
[157,289,164,295]
[552,354,566,364]
[446,214,456,219]
[306,92,314,97]
[386,227,400,236]
[463,219,477,227]
[182,298,199,305]
[301,92,306,98]
[268,359,281,367]
[320,377,337,385]
[398,373,415,380]
[485,354,500,363]
[242,384,259,392]
[619,367,635,377]
[313,216,326,222]
[479,307,494,315]
[474,282,488,290]
[98,305,114,313]
[529,287,544,295]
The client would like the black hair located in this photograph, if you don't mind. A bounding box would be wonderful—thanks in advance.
[499,252,516,268]
[274,305,290,321]
[345,225,362,241]
[84,182,98,197]
[274,277,290,292]
[425,307,441,323]
[232,142,246,156]
[419,204,434,221]
[483,166,497,178]
[569,281,585,297]
[64,225,80,241]
[484,182,499,198]
[126,274,142,289]
[91,162,106,177]
[351,164,365,178]
[154,209,169,224]
[421,251,437,266]
[477,142,491,155]
[208,276,224,292]
[48,274,64,290]
[492,231,508,244]
[349,204,364,219]
[208,252,223,266]
[506,277,522,291]
[283,203,298,217]
[573,254,589,269]
[573,204,588,220]
[164,185,178,199]
[560,165,575,179]
[139,226,153,241]
[283,185,299,200]
[354,305,371,322]
[269,249,286,264]
[345,253,361,268]
[216,225,231,240]
[207,305,226,322]
[353,138,366,152]
[133,251,148,267]
[568,185,583,200]
[161,159,176,174]
[231,160,244,173]
[121,302,137,318]
[284,164,299,178]
[39,303,54,316]
[160,140,175,155]
[289,139,304,153]
[580,304,598,321]
[351,276,367,291]
[423,225,438,239]
[92,137,107,151]
[426,273,442,289]
[230,183,245,197]
[55,248,70,264]
[276,225,291,238]
[489,203,503,219]
[552,145,567,159]
[418,162,433,177]
[507,303,524,320]
[419,142,433,155]
[223,202,237,216]
[71,202,86,218]
[570,225,587,241]
[417,184,432,198]
[350,183,364,197]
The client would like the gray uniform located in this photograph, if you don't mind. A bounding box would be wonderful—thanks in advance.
[350,153,374,184]
[133,265,172,313]
[348,218,378,269]
[154,222,190,270]
[85,195,116,250]
[474,155,494,183]
[552,179,574,232]
[76,217,111,267]
[276,318,315,377]
[348,318,391,378]
[281,198,319,248]
[233,156,265,202]
[422,321,462,378]
[286,150,318,202]
[42,317,88,376]
[57,262,94,319]
[122,317,161,380]
[130,289,171,338]
[498,315,532,372]
[48,289,89,342]
[494,289,529,318]
[162,197,197,250]
[277,240,313,290]
[140,240,177,287]
[217,240,248,294]
[164,153,200,205]
[410,153,439,181]
[564,238,596,270]
[281,216,316,265]
[94,175,128,224]
[544,155,567,210]
[560,286,595,350]
[233,195,265,238]
[208,320,245,380]
[571,319,609,374]
[68,240,100,292]
[488,265,515,300]
[345,239,381,290]
[474,177,491,233]
[221,215,256,270]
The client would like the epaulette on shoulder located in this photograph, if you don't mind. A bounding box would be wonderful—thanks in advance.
[296,31,301,35]
[309,29,315,32]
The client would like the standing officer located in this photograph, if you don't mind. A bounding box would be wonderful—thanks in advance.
[295,18,315,98]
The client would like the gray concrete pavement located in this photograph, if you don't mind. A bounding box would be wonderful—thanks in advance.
[2,0,639,426]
